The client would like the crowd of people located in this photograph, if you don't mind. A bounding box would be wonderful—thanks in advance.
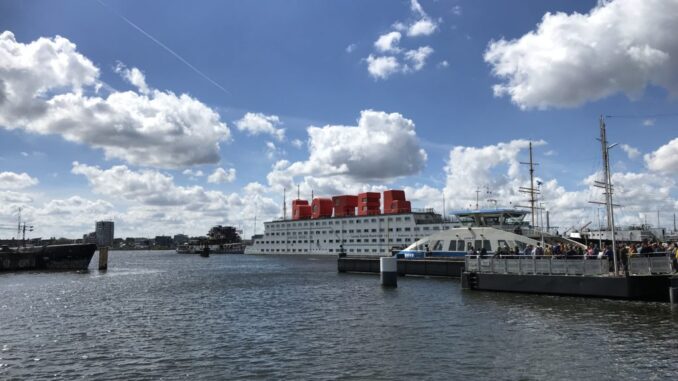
[472,240,678,272]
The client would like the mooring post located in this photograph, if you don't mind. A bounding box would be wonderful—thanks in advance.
[98,246,108,271]
[380,256,397,287]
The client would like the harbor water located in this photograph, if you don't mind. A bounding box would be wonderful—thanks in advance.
[1,251,677,380]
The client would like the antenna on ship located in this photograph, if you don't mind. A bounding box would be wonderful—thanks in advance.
[519,142,540,227]
[475,188,481,210]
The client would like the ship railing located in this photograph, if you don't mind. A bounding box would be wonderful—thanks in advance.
[465,255,609,276]
[627,252,674,275]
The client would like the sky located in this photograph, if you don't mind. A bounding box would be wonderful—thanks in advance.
[1,0,678,239]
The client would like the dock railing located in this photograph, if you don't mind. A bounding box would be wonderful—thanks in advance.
[465,255,609,276]
[466,252,675,276]
[627,253,674,275]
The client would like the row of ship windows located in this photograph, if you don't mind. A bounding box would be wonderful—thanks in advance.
[259,248,388,253]
[265,225,448,236]
[259,237,416,245]
[267,216,412,229]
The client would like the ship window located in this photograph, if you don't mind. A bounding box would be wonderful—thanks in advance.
[356,239,361,243]
[404,227,411,231]
[380,239,385,242]
[364,229,369,233]
[448,241,457,251]
[396,217,401,221]
[396,228,401,232]
[372,239,377,242]
[349,230,354,233]
[432,240,443,251]
[404,217,411,221]
[432,226,439,230]
[357,249,362,252]
[388,217,393,221]
[372,249,377,252]
[329,249,333,252]
[379,218,384,222]
[414,227,420,231]
[349,239,354,243]
[423,227,430,230]
[396,238,402,242]
[371,218,377,223]
[349,249,354,252]
[372,229,377,232]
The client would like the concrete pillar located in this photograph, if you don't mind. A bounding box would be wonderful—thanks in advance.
[380,256,398,287]
[98,246,108,271]
[670,287,678,305]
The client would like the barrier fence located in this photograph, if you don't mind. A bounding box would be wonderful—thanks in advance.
[465,253,675,276]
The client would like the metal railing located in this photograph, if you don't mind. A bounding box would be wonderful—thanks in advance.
[465,255,609,276]
[466,252,676,276]
[628,253,674,275]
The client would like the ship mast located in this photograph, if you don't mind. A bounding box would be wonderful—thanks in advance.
[519,142,539,227]
[598,115,619,275]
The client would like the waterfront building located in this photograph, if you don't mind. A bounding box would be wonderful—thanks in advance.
[95,220,114,247]
[173,234,189,245]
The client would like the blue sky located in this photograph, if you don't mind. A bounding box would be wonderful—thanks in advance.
[1,0,677,238]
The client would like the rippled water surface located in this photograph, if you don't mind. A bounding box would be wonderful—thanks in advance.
[1,250,677,380]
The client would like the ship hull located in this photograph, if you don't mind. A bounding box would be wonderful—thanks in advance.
[0,244,97,271]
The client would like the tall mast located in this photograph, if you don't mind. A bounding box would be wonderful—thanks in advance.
[599,115,618,275]
[520,142,539,226]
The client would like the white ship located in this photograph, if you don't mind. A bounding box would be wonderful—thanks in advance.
[245,190,459,256]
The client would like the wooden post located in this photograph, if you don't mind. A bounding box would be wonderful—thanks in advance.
[98,246,108,270]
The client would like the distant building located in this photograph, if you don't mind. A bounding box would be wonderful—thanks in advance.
[95,221,114,247]
[83,232,97,244]
[173,234,189,245]
[154,235,173,247]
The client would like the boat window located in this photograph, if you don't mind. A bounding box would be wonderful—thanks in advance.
[432,240,443,251]
[448,240,457,251]
[483,240,491,251]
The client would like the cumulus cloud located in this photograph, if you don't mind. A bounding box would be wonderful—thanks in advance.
[374,31,402,53]
[267,110,427,190]
[620,144,641,159]
[235,112,285,141]
[114,62,149,94]
[363,0,438,79]
[0,171,39,189]
[182,169,204,178]
[0,31,230,168]
[484,0,678,109]
[68,162,279,238]
[404,46,434,71]
[346,43,357,53]
[207,167,236,184]
[645,138,678,173]
[366,55,401,79]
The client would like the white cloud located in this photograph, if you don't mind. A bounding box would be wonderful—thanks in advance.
[346,43,357,53]
[484,0,678,109]
[68,162,279,238]
[643,119,655,127]
[410,0,426,17]
[0,31,231,168]
[291,139,304,149]
[0,171,39,189]
[265,141,278,160]
[407,18,439,37]
[114,62,149,94]
[366,55,401,79]
[645,138,678,173]
[374,31,402,53]
[404,46,434,71]
[620,144,641,160]
[267,110,427,189]
[182,169,204,177]
[451,5,463,16]
[207,167,236,184]
[437,60,449,68]
[235,112,285,141]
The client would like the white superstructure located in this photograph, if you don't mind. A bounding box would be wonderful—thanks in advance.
[245,210,458,255]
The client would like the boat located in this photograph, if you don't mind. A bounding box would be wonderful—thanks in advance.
[199,246,210,257]
[397,225,584,258]
[0,243,98,271]
[245,190,460,256]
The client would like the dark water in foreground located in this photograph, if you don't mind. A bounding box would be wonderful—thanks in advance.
[1,251,677,380]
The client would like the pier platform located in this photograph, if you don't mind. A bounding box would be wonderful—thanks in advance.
[461,255,678,302]
[338,256,465,278]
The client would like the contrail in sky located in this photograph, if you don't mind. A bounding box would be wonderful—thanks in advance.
[95,0,230,95]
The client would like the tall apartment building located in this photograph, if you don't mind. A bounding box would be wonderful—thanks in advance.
[95,220,114,247]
